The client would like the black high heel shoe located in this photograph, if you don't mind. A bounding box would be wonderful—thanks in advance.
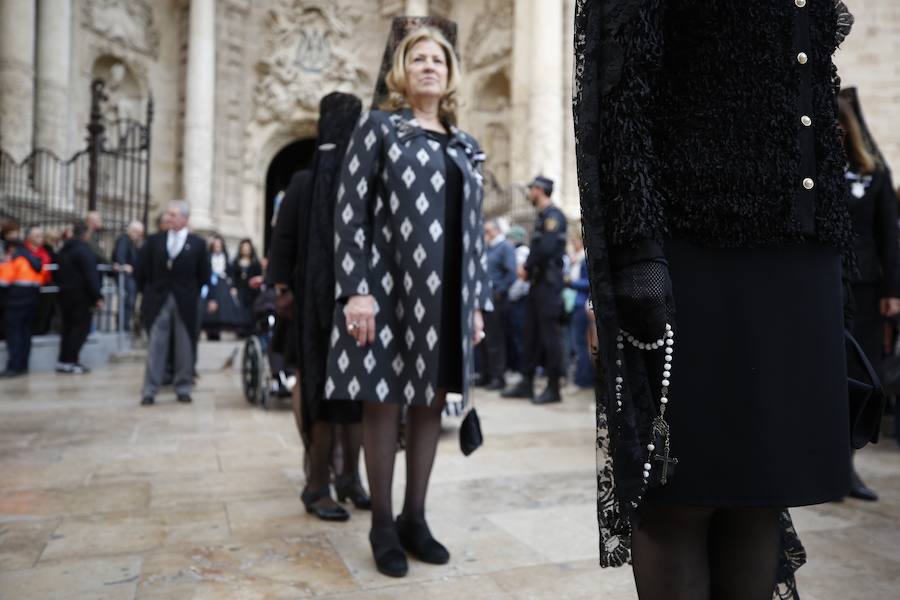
[369,526,408,577]
[396,516,450,565]
[335,475,372,509]
[301,486,350,522]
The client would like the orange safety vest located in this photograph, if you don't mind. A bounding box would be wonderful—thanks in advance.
[0,246,51,288]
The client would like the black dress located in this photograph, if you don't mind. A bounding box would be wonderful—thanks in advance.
[431,130,464,393]
[645,240,850,507]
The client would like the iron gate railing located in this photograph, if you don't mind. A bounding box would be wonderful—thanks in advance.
[1,78,152,337]
[0,78,153,258]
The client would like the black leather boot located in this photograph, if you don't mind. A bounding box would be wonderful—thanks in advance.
[848,467,878,501]
[501,375,534,399]
[532,377,561,405]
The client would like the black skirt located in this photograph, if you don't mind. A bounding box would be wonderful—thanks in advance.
[645,240,851,507]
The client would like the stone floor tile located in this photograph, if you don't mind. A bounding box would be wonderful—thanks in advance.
[0,555,142,600]
[0,517,60,571]
[136,534,357,598]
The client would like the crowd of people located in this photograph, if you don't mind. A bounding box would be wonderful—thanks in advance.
[3,7,900,599]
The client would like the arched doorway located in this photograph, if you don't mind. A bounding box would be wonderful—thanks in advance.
[264,138,318,252]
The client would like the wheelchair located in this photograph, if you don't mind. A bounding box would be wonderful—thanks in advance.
[241,292,295,409]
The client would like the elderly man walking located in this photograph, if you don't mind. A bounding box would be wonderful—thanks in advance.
[135,200,209,405]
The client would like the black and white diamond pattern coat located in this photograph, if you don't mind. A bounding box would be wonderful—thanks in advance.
[324,109,493,415]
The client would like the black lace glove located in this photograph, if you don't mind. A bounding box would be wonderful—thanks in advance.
[613,259,675,342]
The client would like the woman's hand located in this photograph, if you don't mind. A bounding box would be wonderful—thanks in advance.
[345,294,377,346]
[880,297,900,317]
[473,309,485,346]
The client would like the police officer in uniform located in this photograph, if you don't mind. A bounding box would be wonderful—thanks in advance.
[502,175,567,404]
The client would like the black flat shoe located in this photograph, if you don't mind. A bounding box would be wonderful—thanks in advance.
[849,470,879,502]
[396,517,450,565]
[177,394,192,403]
[141,396,155,406]
[335,475,372,510]
[301,486,350,522]
[369,526,408,577]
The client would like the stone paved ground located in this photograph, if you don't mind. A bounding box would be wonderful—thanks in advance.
[1,341,898,599]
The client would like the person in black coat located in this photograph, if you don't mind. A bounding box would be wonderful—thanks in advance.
[230,238,263,336]
[135,200,210,405]
[838,90,900,502]
[574,2,855,598]
[267,92,369,524]
[55,222,103,373]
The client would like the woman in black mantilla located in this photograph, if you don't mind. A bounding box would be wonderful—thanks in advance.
[838,88,900,502]
[574,2,855,599]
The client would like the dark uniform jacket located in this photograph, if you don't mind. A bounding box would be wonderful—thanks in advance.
[135,230,211,341]
[111,234,139,270]
[56,238,102,304]
[573,0,855,592]
[524,205,567,290]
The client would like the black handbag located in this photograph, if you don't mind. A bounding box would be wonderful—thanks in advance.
[459,407,483,456]
[845,330,886,449]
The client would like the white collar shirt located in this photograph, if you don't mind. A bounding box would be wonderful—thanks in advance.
[167,228,189,259]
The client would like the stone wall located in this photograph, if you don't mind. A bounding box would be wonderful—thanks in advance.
[834,0,900,178]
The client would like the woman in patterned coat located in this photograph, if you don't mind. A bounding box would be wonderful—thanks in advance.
[324,27,491,578]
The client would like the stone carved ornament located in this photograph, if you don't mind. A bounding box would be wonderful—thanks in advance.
[254,0,370,124]
[464,0,512,71]
[82,0,160,58]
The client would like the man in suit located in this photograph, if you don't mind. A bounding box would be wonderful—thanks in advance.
[135,200,210,405]
[111,220,144,332]
[478,219,517,390]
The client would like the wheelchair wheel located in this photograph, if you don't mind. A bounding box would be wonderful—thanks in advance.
[242,336,270,406]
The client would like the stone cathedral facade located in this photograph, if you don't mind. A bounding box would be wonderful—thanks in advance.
[0,0,897,249]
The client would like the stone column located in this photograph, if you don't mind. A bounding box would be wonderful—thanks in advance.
[526,0,564,189]
[0,0,36,161]
[405,0,428,16]
[510,0,564,191]
[182,0,216,231]
[34,0,72,156]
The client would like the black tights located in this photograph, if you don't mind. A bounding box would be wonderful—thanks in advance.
[632,503,781,600]
[364,393,446,532]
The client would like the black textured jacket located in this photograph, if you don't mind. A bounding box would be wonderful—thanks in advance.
[580,0,854,265]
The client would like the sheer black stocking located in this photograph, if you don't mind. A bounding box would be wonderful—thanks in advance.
[708,508,780,600]
[632,503,713,600]
[305,421,339,509]
[363,401,402,531]
[400,392,447,523]
[632,503,781,600]
[339,423,364,481]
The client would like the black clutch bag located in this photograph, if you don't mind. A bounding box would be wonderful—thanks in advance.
[845,330,886,450]
[459,408,483,456]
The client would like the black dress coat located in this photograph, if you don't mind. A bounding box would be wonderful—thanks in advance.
[847,167,900,367]
[573,1,855,595]
[135,231,211,342]
[324,109,492,412]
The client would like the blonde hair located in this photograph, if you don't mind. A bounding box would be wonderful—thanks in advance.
[381,27,461,124]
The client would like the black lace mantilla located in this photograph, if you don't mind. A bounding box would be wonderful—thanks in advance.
[573,2,854,598]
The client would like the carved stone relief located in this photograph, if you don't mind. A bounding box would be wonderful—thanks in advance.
[92,56,144,124]
[82,0,160,58]
[464,0,512,71]
[253,0,370,125]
